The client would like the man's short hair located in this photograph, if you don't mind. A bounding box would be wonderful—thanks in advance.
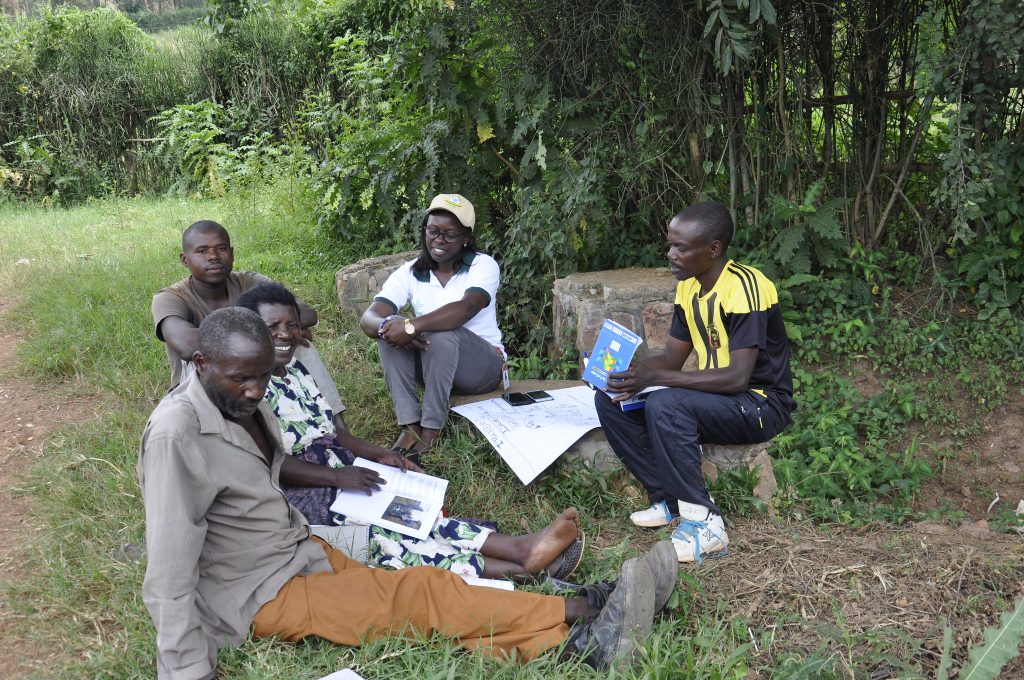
[182,220,230,250]
[198,307,272,364]
[672,201,734,250]
[235,282,300,319]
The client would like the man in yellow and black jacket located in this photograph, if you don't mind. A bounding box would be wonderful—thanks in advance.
[595,200,795,563]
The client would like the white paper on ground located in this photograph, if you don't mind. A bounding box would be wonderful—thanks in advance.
[329,458,448,540]
[317,670,364,680]
[451,385,602,484]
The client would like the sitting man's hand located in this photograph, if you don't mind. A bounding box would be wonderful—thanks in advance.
[607,362,656,401]
[332,466,385,495]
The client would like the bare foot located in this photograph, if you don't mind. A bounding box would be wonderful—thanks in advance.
[522,507,581,575]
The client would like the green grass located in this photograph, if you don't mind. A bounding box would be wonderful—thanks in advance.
[0,186,749,678]
[1,186,1020,678]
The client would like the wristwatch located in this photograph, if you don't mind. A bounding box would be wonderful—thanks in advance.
[404,319,417,335]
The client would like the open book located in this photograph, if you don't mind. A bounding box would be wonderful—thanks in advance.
[582,319,643,392]
[328,458,448,540]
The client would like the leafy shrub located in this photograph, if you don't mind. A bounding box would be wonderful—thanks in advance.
[772,366,934,523]
[152,99,296,196]
[194,11,320,128]
[0,8,200,200]
[0,8,318,203]
[923,0,1024,320]
[151,100,234,193]
[4,11,133,197]
[948,138,1024,320]
[203,0,269,35]
[760,180,847,275]
[303,0,724,356]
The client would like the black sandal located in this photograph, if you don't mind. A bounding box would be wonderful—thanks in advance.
[546,533,586,581]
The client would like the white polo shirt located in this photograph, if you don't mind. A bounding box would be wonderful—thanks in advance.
[374,251,504,354]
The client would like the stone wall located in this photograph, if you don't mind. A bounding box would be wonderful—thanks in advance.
[334,251,419,317]
[552,267,690,367]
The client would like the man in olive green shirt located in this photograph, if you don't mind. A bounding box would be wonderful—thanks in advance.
[151,219,368,456]
[138,307,676,679]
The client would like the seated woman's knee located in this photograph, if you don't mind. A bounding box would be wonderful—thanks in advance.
[425,328,460,351]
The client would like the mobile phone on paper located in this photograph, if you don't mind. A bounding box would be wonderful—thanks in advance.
[502,392,534,406]
[524,390,553,402]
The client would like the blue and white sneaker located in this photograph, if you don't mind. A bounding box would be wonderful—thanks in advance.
[629,500,675,528]
[672,501,729,562]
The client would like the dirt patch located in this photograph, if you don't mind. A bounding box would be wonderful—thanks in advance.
[0,296,105,677]
[588,510,1022,674]
[915,390,1024,520]
[848,359,886,399]
[694,517,1024,676]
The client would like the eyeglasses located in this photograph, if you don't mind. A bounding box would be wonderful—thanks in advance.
[424,227,468,243]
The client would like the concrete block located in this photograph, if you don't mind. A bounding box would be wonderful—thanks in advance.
[335,250,418,316]
[703,441,770,468]
[748,449,778,501]
[641,302,675,352]
[553,267,678,369]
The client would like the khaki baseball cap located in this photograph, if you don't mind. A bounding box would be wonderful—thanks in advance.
[426,193,475,230]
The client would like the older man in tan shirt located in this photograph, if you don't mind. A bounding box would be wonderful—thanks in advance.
[138,307,677,679]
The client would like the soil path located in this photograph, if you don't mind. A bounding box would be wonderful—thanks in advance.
[0,295,103,677]
[916,389,1024,520]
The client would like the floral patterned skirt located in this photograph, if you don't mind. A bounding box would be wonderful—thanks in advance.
[283,436,492,577]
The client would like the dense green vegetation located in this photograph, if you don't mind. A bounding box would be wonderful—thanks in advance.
[2,1,1022,339]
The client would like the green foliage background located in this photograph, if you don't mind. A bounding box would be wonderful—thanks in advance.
[2,0,1022,340]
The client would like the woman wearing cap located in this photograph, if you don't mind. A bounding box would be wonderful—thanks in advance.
[360,193,504,459]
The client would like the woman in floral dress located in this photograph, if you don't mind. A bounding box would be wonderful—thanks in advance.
[236,282,584,581]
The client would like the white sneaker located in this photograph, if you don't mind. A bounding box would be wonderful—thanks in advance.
[629,500,675,528]
[671,501,728,562]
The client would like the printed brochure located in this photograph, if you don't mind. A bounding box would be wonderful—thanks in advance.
[329,458,448,540]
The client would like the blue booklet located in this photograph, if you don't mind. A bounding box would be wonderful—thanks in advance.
[581,319,643,392]
[617,386,667,411]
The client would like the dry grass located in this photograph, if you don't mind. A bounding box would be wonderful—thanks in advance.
[683,517,1024,677]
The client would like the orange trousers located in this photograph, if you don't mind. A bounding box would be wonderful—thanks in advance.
[252,538,569,661]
